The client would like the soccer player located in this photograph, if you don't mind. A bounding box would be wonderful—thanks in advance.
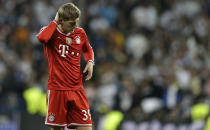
[36,3,94,130]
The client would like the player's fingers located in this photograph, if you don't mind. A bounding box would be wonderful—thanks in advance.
[85,75,91,80]
[85,72,92,80]
[83,66,88,73]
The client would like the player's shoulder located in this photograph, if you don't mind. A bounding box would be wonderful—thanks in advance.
[74,27,86,34]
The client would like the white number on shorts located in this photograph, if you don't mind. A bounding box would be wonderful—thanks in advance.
[82,109,91,121]
[82,110,88,120]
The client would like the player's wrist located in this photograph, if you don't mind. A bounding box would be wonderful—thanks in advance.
[88,60,94,65]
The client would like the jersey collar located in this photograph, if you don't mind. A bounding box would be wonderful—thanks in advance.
[56,27,76,36]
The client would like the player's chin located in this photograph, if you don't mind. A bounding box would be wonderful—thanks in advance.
[69,26,76,30]
[64,27,74,33]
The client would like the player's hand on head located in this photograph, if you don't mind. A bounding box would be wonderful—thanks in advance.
[54,12,59,24]
[83,61,94,81]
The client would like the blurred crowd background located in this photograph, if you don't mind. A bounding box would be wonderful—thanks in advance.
[0,0,210,130]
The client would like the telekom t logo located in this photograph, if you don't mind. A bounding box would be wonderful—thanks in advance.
[59,44,69,57]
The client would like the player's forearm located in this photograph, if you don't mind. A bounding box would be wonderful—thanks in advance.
[37,21,57,44]
[83,49,94,65]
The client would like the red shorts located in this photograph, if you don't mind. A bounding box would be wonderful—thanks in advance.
[45,89,92,129]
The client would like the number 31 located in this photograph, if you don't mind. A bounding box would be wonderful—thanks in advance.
[82,109,91,120]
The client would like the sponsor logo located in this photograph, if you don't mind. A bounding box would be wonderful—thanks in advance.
[59,44,69,57]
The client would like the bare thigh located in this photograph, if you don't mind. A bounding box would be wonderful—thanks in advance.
[76,126,92,130]
[51,126,64,130]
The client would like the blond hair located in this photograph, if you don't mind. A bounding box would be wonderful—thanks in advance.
[58,3,81,21]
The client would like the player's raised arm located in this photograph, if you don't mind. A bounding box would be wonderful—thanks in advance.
[82,30,94,80]
[36,13,59,44]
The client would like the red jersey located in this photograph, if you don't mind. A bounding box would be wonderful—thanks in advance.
[37,21,94,90]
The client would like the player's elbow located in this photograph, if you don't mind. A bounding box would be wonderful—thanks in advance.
[36,35,48,43]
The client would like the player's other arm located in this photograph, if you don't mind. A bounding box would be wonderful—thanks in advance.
[36,13,59,44]
[82,30,94,81]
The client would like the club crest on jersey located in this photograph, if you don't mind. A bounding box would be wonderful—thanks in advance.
[66,37,72,45]
[75,36,81,44]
